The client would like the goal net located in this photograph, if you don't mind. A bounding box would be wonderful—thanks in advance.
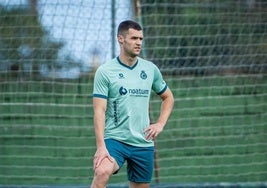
[140,0,267,184]
[0,0,266,186]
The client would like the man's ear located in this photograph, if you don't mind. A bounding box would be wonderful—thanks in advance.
[117,35,124,44]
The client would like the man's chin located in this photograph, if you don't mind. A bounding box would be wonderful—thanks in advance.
[134,51,141,56]
[130,53,140,58]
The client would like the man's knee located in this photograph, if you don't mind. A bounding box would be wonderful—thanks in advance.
[93,157,118,179]
[94,166,112,179]
[91,166,112,188]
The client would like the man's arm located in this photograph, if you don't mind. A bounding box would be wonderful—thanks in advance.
[93,97,113,169]
[144,88,174,140]
[93,97,106,148]
[157,87,174,127]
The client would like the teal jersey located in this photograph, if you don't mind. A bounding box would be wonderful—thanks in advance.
[93,57,167,147]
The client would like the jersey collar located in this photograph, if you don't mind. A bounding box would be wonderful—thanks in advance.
[117,56,138,70]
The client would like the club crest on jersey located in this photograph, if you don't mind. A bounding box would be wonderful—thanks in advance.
[140,70,147,80]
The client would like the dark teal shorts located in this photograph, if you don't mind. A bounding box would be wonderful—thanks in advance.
[105,139,154,183]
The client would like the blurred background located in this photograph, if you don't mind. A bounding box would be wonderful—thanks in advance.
[0,0,133,79]
[0,0,266,187]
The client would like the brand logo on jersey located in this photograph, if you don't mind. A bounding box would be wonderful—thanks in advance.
[118,73,124,79]
[119,86,149,97]
[113,100,118,126]
[140,70,147,80]
[119,86,128,95]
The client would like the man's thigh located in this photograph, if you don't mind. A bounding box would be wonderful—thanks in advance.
[104,139,128,172]
[127,145,154,183]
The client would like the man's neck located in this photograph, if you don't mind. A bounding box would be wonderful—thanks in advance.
[119,54,137,67]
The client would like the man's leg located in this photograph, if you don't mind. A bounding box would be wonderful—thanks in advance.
[91,157,119,188]
[127,146,154,188]
[129,182,150,188]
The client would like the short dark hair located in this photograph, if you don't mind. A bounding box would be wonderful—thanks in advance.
[117,20,142,37]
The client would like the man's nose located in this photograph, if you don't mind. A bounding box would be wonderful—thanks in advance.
[136,39,142,45]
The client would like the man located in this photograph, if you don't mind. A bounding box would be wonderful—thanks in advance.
[91,20,174,188]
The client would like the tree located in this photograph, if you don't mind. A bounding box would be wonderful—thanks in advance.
[0,5,64,79]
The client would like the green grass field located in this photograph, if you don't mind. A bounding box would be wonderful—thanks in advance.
[0,73,266,185]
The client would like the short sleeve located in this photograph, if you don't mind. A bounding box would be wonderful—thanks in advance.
[152,65,167,95]
[93,67,109,99]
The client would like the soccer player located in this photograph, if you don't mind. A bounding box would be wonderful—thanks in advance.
[91,20,174,188]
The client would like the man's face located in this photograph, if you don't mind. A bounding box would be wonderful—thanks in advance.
[119,28,143,58]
